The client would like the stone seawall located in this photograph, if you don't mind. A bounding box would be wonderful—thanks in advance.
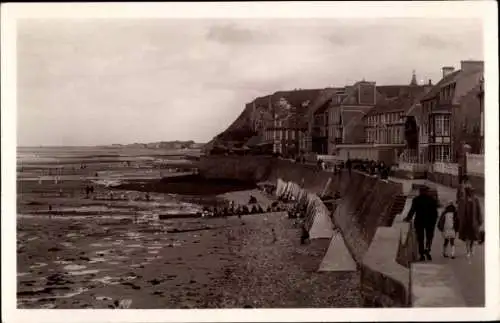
[198,156,415,307]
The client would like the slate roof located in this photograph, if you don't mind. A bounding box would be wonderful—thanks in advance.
[367,85,428,116]
[376,85,408,99]
[420,70,461,101]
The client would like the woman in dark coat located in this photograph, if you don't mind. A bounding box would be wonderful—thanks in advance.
[457,186,483,258]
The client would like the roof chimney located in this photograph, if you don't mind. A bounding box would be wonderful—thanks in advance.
[442,66,455,78]
[460,60,484,73]
[424,79,434,94]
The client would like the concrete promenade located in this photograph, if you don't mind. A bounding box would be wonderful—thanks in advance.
[391,177,485,307]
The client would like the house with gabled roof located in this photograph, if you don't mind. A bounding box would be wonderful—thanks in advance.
[305,87,340,155]
[305,72,431,164]
[251,89,322,156]
[398,61,484,190]
[415,60,483,165]
[305,81,381,157]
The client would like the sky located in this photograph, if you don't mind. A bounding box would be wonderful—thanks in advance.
[17,18,483,146]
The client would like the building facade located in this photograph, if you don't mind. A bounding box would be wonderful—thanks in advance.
[325,74,430,164]
[259,95,314,156]
[419,61,484,163]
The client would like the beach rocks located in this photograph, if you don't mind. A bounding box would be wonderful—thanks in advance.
[148,278,162,285]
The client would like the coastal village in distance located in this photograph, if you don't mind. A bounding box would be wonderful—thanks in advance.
[16,59,486,310]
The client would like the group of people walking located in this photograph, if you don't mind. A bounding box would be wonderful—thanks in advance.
[312,158,391,180]
[345,159,391,179]
[404,178,483,262]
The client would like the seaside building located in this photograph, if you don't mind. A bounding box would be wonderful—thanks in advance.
[306,81,378,158]
[305,73,432,165]
[414,60,484,164]
[257,90,321,156]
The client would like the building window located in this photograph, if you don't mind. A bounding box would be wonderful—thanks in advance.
[434,114,450,136]
[434,145,451,162]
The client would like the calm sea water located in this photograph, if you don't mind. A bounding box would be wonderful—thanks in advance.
[17,146,206,217]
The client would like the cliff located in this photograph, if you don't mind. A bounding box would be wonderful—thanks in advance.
[206,89,324,149]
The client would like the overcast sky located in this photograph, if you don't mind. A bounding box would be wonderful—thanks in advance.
[17,18,483,146]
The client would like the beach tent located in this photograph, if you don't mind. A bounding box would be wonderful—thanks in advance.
[303,192,334,239]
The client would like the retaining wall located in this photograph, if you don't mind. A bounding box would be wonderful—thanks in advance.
[198,156,414,307]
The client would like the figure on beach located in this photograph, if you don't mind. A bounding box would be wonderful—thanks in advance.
[457,186,483,259]
[300,225,310,245]
[248,195,257,204]
[437,201,459,258]
[404,186,439,261]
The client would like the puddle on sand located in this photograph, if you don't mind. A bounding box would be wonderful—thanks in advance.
[147,246,163,250]
[64,264,86,271]
[148,250,159,254]
[145,256,161,261]
[17,272,31,277]
[89,257,108,264]
[54,260,73,265]
[96,296,113,301]
[108,261,120,265]
[125,232,142,239]
[111,255,129,260]
[126,244,143,248]
[95,249,113,256]
[91,276,121,285]
[27,236,40,242]
[30,263,48,269]
[60,242,75,249]
[130,264,143,268]
[68,269,101,276]
[18,287,89,304]
[66,233,81,238]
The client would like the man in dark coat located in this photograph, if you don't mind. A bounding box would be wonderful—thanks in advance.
[404,186,440,261]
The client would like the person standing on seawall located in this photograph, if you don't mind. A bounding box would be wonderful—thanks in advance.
[345,158,352,177]
[457,186,483,260]
[404,186,439,261]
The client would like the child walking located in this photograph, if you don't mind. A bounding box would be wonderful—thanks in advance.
[437,201,459,259]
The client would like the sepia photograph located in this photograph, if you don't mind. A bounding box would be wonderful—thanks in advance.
[1,2,499,322]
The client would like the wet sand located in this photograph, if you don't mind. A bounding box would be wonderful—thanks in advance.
[17,213,361,308]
